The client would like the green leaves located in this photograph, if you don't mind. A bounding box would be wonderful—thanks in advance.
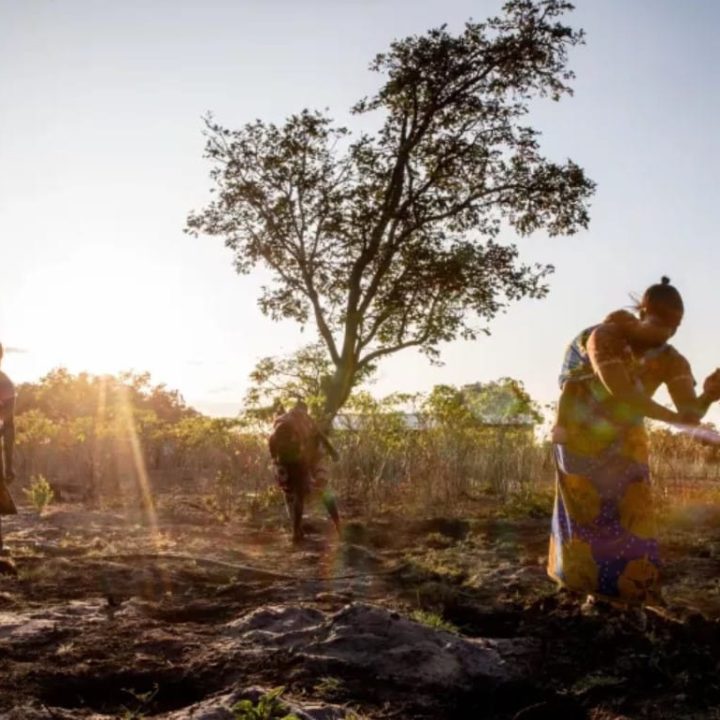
[24,474,54,514]
[242,343,334,423]
[232,687,300,720]
[424,378,543,427]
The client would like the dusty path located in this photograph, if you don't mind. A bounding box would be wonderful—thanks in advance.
[1,495,720,718]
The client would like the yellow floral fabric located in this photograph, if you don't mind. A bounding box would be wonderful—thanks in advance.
[617,557,660,601]
[560,473,601,526]
[561,538,599,591]
[619,481,656,540]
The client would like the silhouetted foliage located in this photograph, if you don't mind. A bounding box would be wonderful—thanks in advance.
[188,1,594,422]
[242,343,335,422]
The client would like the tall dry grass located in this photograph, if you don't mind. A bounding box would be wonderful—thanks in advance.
[13,400,720,518]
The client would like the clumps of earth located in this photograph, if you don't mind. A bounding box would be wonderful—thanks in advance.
[2,500,720,719]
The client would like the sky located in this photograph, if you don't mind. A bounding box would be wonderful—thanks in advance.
[1,0,719,423]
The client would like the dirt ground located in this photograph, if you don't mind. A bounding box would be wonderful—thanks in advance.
[2,492,720,719]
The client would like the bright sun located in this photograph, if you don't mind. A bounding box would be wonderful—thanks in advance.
[15,246,165,376]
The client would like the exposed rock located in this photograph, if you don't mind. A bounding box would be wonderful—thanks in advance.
[228,602,539,691]
[1,600,536,718]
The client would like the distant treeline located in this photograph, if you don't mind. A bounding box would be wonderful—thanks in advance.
[10,369,719,513]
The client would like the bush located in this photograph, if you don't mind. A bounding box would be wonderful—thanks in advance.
[410,609,459,634]
[24,474,54,514]
[232,687,299,720]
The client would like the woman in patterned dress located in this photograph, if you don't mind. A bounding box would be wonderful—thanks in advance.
[548,278,720,604]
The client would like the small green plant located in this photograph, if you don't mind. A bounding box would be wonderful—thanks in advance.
[410,609,459,634]
[120,683,158,719]
[570,673,625,696]
[247,486,284,519]
[24,474,54,514]
[55,641,75,656]
[314,676,344,697]
[232,687,300,720]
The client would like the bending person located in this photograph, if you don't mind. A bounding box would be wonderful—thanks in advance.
[548,277,720,604]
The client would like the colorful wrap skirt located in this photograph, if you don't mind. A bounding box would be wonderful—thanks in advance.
[547,427,660,602]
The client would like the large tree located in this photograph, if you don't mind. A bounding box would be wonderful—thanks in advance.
[187,0,595,423]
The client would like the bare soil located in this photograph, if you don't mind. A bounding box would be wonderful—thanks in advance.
[2,493,720,719]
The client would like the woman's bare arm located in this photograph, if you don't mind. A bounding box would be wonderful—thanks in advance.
[587,325,683,424]
[666,360,720,421]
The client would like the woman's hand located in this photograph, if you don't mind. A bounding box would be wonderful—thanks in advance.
[703,369,720,402]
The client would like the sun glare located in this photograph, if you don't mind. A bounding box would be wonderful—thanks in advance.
[15,246,165,376]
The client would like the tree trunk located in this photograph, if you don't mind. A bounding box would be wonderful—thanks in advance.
[322,360,356,432]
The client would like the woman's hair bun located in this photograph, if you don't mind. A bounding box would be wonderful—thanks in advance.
[640,276,683,315]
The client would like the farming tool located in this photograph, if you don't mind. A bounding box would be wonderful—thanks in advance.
[672,422,720,446]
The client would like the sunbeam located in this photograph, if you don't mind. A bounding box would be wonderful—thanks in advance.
[115,385,160,548]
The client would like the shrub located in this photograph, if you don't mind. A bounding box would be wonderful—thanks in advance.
[24,474,54,514]
[232,687,300,720]
[410,609,459,634]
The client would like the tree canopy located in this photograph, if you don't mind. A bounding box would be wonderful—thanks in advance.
[242,343,335,421]
[15,368,195,424]
[425,378,543,427]
[187,0,595,421]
